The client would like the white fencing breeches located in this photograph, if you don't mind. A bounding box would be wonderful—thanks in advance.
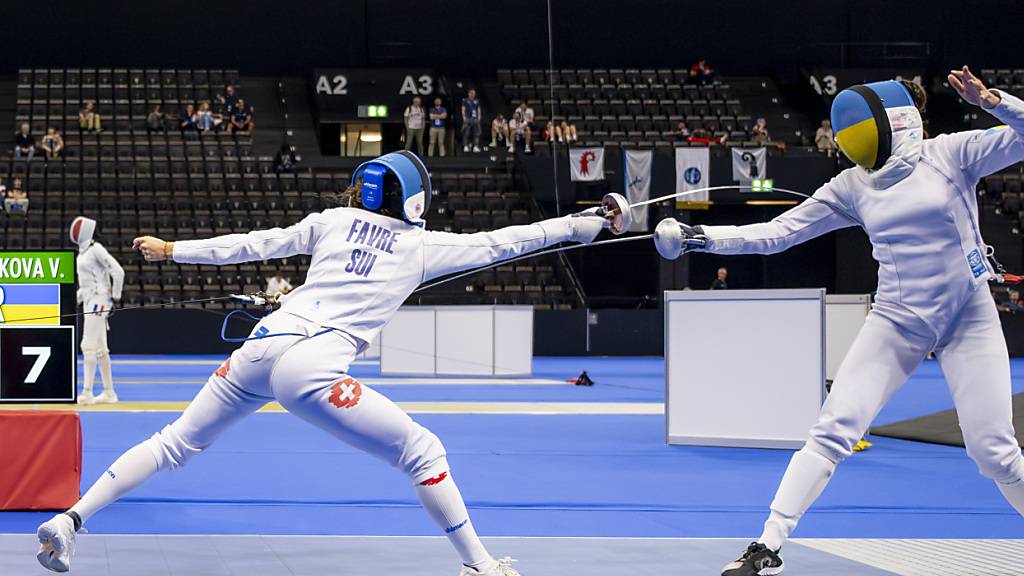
[760,287,1024,550]
[80,298,112,394]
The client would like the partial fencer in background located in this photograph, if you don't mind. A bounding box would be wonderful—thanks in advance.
[69,216,124,405]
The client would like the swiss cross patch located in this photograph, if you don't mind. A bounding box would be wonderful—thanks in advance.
[214,359,231,379]
[328,377,363,409]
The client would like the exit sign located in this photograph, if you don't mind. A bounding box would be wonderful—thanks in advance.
[357,105,389,118]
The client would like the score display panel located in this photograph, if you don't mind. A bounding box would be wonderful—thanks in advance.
[0,251,77,403]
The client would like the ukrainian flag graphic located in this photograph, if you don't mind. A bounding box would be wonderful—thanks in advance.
[0,284,61,324]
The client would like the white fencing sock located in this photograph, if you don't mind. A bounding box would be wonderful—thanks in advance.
[759,448,836,551]
[997,479,1024,517]
[98,352,114,393]
[415,471,495,572]
[82,354,97,396]
[69,441,160,523]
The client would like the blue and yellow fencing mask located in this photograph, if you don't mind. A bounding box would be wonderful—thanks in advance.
[351,151,432,227]
[831,80,921,171]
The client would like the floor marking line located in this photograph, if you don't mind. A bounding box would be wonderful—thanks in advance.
[0,401,664,415]
[94,378,568,386]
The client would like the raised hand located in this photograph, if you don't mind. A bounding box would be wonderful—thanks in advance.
[948,66,1001,109]
[132,236,172,262]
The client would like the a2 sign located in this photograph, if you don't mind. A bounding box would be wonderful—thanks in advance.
[315,73,436,96]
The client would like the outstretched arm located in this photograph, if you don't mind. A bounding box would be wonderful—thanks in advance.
[696,179,859,255]
[134,212,325,264]
[946,66,1024,179]
[421,213,607,282]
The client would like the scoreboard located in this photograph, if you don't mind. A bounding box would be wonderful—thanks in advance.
[0,251,77,403]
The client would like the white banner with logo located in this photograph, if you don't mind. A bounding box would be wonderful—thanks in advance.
[731,147,767,182]
[569,147,605,181]
[675,147,710,202]
[623,149,652,231]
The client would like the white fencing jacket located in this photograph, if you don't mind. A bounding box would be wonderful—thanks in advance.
[699,91,1024,341]
[173,210,577,346]
[77,242,125,304]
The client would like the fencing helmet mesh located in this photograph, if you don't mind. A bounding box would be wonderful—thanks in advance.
[69,216,97,246]
[831,80,920,170]
[351,151,432,227]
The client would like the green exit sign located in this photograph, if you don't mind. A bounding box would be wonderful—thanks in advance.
[358,105,389,118]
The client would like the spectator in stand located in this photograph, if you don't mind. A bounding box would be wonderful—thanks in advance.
[709,267,728,290]
[461,88,482,152]
[428,96,448,157]
[217,84,239,117]
[3,177,28,214]
[14,123,35,159]
[509,110,533,153]
[516,101,536,131]
[146,104,166,133]
[229,99,254,135]
[274,143,299,173]
[669,120,691,142]
[750,117,771,145]
[180,103,200,140]
[403,96,426,155]
[490,113,509,149]
[689,126,718,144]
[690,58,716,85]
[998,290,1024,314]
[196,100,218,133]
[266,271,294,299]
[544,120,578,143]
[41,127,63,159]
[79,100,101,132]
[815,119,838,157]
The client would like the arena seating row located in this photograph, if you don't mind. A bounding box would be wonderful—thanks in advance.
[980,69,1024,96]
[497,68,716,88]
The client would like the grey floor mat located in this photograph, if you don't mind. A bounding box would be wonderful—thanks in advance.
[870,393,1024,448]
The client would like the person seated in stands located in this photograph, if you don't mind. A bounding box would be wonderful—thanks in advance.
[750,117,771,145]
[544,120,578,143]
[266,271,293,299]
[815,119,838,157]
[41,127,63,159]
[689,58,716,85]
[179,103,200,140]
[274,143,299,173]
[489,113,509,149]
[669,120,691,142]
[228,99,254,135]
[216,83,239,117]
[516,101,537,134]
[3,177,29,215]
[15,123,35,158]
[79,100,101,133]
[688,126,718,145]
[196,100,219,133]
[509,110,533,153]
[146,104,166,133]
[998,290,1024,314]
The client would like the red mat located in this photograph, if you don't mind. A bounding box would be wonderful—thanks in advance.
[0,411,81,510]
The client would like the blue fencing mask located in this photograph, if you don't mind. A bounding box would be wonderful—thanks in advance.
[351,151,432,227]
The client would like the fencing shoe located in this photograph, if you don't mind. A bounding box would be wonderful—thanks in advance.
[94,390,119,404]
[459,557,521,576]
[36,513,78,572]
[721,542,784,576]
[77,390,96,405]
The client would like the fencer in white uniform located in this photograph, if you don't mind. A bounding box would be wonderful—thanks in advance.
[70,216,124,405]
[37,151,610,576]
[655,69,1024,575]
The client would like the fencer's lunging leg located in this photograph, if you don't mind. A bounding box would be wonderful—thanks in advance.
[272,335,497,572]
[936,289,1024,514]
[69,360,268,523]
[759,314,933,550]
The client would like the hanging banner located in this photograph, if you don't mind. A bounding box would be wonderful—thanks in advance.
[675,147,710,205]
[623,149,652,231]
[569,147,605,181]
[731,147,767,182]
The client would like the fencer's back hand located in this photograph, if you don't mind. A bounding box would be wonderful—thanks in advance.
[948,66,1001,109]
[568,208,609,244]
[133,236,171,262]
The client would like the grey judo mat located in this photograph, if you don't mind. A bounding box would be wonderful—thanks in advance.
[870,392,1024,448]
